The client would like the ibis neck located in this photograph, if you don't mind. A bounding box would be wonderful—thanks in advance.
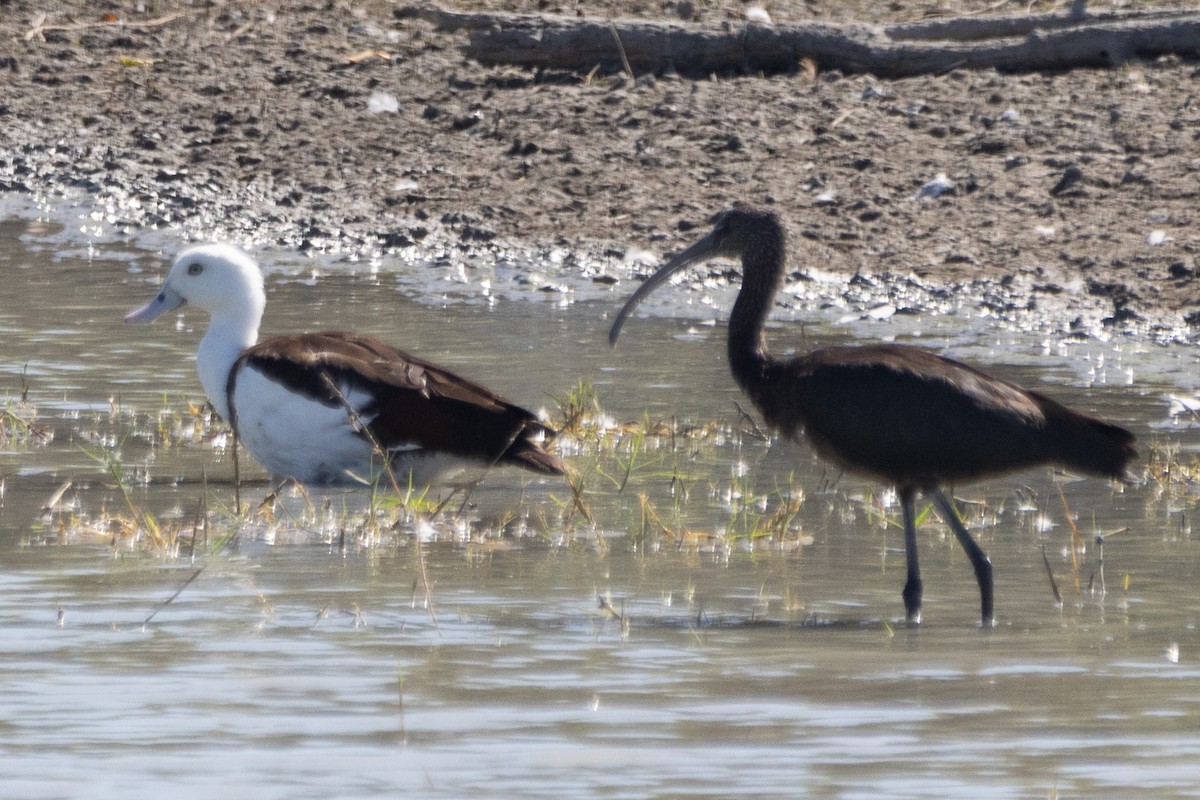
[727,244,785,391]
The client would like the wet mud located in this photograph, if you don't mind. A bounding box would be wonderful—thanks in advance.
[1,1,1198,336]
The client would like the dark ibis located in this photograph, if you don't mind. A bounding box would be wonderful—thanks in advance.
[609,207,1136,625]
[126,244,565,485]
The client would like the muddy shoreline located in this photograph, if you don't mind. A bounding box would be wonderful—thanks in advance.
[2,1,1198,338]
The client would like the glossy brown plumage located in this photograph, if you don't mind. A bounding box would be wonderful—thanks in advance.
[610,207,1136,625]
[753,344,1135,489]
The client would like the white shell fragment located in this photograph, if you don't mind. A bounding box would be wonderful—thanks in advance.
[367,91,399,114]
[745,6,772,24]
[912,173,955,201]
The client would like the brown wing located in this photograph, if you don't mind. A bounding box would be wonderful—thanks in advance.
[230,332,565,475]
[752,344,1134,487]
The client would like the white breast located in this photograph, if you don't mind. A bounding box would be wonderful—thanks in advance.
[230,365,468,485]
[231,366,385,483]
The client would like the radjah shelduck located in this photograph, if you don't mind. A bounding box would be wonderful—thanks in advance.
[125,243,565,485]
[609,207,1136,626]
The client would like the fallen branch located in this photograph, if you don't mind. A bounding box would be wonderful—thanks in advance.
[884,5,1197,41]
[399,4,1200,78]
[25,10,196,42]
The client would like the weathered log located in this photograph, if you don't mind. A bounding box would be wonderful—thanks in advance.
[883,6,1196,41]
[398,4,1200,78]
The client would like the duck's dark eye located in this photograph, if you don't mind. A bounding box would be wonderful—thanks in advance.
[187,263,203,276]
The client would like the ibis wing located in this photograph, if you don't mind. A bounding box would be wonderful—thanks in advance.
[758,344,1128,486]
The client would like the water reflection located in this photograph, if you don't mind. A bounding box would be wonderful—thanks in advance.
[2,202,1200,798]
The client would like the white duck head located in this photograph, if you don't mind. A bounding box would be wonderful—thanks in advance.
[125,243,267,421]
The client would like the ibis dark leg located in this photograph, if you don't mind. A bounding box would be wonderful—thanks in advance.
[931,490,994,627]
[899,487,922,624]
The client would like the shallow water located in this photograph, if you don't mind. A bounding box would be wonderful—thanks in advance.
[3,200,1200,798]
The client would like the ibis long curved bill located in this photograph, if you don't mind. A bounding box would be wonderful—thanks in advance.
[608,227,724,346]
[603,207,1136,626]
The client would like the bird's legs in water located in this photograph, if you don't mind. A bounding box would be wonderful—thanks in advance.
[900,487,923,625]
[899,487,995,627]
[930,490,995,627]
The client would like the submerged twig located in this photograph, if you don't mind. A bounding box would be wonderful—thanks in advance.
[188,495,205,561]
[597,594,623,621]
[41,480,72,517]
[733,401,768,440]
[1091,527,1127,597]
[1041,543,1063,607]
[597,594,630,638]
[141,566,206,629]
[1057,483,1083,591]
